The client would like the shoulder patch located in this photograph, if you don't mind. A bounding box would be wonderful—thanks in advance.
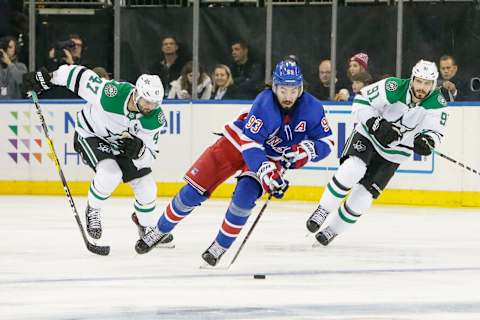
[157,109,167,126]
[103,83,118,97]
[437,94,447,107]
[385,80,398,92]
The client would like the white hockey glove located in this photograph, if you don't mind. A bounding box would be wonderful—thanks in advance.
[281,140,317,169]
[257,161,289,199]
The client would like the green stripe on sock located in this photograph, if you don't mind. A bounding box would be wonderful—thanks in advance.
[338,207,356,224]
[89,185,109,201]
[134,203,156,213]
[327,182,347,199]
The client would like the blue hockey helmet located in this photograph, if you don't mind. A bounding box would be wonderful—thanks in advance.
[272,60,303,87]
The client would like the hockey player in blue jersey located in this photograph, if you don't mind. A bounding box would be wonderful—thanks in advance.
[135,59,335,266]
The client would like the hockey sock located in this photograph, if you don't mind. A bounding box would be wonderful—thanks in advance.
[215,177,260,249]
[88,159,122,209]
[328,184,372,234]
[319,156,367,212]
[130,174,158,227]
[158,183,207,233]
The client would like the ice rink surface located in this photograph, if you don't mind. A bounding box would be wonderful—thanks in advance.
[2,195,480,320]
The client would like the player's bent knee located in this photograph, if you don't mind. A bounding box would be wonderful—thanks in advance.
[96,159,123,183]
[130,174,157,203]
[180,183,208,207]
[233,175,263,209]
[347,184,373,213]
[359,177,382,199]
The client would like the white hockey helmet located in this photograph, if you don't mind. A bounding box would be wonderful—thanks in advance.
[410,59,439,94]
[135,74,164,109]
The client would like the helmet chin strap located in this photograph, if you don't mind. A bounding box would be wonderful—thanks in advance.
[132,91,142,113]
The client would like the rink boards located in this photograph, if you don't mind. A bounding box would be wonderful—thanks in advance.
[0,99,479,206]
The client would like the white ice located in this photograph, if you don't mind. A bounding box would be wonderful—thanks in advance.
[2,195,480,320]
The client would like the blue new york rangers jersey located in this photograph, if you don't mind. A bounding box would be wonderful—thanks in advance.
[223,89,334,172]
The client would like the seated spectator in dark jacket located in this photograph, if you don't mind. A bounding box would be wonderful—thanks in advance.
[148,36,187,98]
[0,36,27,99]
[211,64,240,100]
[309,59,347,101]
[438,55,468,101]
[228,40,263,99]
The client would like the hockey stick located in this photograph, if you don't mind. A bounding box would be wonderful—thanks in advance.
[228,193,273,268]
[400,144,480,177]
[228,168,288,268]
[30,91,110,256]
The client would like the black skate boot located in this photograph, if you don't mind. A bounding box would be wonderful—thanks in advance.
[306,205,330,233]
[135,226,172,254]
[315,226,338,246]
[131,213,174,244]
[85,203,102,239]
[201,241,227,267]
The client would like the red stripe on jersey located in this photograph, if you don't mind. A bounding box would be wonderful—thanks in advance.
[224,125,254,146]
[221,220,242,235]
[165,203,183,222]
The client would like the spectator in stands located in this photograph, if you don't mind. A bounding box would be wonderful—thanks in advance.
[351,71,372,96]
[309,59,347,101]
[438,55,467,101]
[348,52,369,80]
[211,64,239,100]
[0,36,27,99]
[45,34,87,72]
[339,52,369,101]
[148,36,187,98]
[93,67,111,80]
[168,61,212,100]
[229,40,263,99]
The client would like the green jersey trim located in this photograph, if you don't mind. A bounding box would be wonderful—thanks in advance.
[421,90,448,109]
[139,107,167,130]
[66,66,78,90]
[353,98,371,106]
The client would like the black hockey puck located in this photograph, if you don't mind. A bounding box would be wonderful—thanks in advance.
[253,274,266,279]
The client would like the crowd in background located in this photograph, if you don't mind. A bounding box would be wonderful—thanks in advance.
[0,32,478,102]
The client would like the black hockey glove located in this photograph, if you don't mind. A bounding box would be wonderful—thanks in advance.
[119,132,146,160]
[365,117,401,147]
[22,67,52,95]
[413,133,435,156]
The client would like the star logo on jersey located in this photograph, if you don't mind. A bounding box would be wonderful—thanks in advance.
[294,121,306,132]
[104,83,118,97]
[385,80,398,92]
[97,142,112,154]
[353,140,366,153]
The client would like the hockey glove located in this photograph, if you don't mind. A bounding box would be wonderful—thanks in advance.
[22,67,52,95]
[413,133,435,156]
[119,131,146,160]
[257,161,289,199]
[281,140,316,169]
[365,117,401,147]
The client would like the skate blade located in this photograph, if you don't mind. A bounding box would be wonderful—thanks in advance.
[155,243,175,249]
[199,261,229,270]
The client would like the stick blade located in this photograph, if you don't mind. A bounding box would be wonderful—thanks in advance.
[87,242,110,256]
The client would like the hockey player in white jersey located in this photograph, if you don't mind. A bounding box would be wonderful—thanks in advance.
[23,65,170,241]
[306,60,449,245]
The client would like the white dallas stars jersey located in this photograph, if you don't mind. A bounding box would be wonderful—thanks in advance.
[351,77,448,164]
[51,65,166,169]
